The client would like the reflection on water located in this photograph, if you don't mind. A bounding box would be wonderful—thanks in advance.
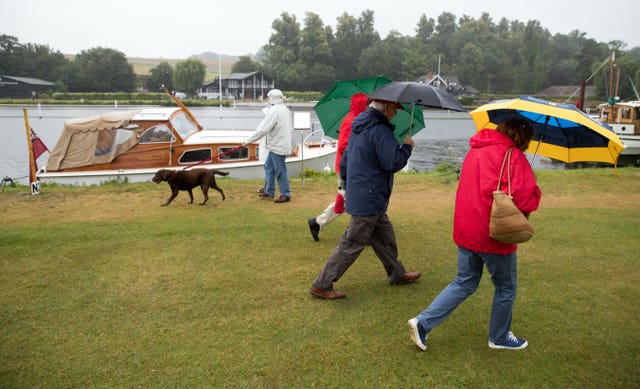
[0,105,563,183]
[408,109,565,172]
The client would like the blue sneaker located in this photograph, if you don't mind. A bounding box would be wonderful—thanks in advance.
[488,331,528,350]
[407,318,427,351]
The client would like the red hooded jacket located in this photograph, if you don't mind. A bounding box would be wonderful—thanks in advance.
[335,93,368,174]
[453,129,541,254]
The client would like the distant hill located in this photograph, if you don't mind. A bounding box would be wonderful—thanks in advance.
[193,52,240,62]
[64,52,242,81]
[128,53,239,81]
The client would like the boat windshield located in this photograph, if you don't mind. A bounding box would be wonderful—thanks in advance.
[171,112,198,138]
[139,125,175,143]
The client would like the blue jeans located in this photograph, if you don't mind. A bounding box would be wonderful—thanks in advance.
[264,152,290,197]
[415,246,518,344]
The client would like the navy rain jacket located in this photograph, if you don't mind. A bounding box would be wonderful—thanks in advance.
[339,107,413,216]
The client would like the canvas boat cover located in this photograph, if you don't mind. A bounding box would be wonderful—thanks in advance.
[46,110,142,171]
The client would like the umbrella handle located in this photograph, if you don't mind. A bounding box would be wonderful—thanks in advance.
[399,104,415,141]
[409,104,415,134]
[530,133,544,166]
[530,116,553,166]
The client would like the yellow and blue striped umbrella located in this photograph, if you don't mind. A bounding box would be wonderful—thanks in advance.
[470,95,625,165]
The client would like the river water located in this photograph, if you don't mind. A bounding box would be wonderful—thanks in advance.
[0,104,559,184]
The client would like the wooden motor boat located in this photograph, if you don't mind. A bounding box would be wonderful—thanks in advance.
[38,91,336,185]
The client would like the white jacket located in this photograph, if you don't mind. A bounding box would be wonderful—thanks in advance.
[244,102,292,156]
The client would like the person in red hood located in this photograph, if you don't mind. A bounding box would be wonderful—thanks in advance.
[408,117,541,351]
[307,93,369,241]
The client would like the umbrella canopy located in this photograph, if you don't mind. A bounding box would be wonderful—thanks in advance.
[367,81,466,112]
[469,95,625,165]
[314,77,425,144]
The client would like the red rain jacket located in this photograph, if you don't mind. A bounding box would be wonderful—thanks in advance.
[453,129,541,254]
[335,93,368,174]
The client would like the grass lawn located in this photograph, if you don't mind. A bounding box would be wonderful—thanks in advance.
[1,168,639,388]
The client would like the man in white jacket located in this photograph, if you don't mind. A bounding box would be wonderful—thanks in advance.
[242,89,293,203]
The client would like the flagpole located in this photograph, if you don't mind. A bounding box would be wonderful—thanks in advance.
[23,108,39,195]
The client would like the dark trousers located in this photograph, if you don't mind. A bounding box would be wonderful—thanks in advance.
[312,213,407,290]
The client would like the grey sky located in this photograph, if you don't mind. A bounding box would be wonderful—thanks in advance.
[4,0,639,59]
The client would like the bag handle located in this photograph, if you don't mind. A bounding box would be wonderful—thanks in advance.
[496,147,514,195]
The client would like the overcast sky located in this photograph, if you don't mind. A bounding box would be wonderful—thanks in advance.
[4,0,639,59]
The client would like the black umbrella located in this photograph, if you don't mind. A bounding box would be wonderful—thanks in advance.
[368,81,466,112]
[313,77,425,144]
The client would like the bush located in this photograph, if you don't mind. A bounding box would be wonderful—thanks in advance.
[51,92,167,101]
[285,91,323,102]
[458,96,474,106]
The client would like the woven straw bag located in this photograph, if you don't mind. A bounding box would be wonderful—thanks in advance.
[489,147,534,244]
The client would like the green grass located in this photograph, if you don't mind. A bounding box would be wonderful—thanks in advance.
[1,169,639,388]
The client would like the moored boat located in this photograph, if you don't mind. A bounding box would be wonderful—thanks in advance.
[596,100,640,162]
[37,92,336,185]
[589,53,640,165]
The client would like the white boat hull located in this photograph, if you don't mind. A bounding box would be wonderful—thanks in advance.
[38,144,336,186]
[618,135,640,155]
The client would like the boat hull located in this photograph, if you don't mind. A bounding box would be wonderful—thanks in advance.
[38,144,336,185]
[618,135,640,155]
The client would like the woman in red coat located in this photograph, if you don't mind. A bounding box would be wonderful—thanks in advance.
[307,93,369,241]
[408,117,541,351]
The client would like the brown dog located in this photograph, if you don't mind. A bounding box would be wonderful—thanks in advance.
[152,168,228,206]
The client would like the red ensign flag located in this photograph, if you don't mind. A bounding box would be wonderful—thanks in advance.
[30,128,49,161]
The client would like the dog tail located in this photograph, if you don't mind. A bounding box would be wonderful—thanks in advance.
[211,170,229,176]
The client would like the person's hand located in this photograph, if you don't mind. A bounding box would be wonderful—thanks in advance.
[403,135,415,148]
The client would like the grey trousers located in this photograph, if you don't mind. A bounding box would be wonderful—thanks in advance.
[312,213,407,290]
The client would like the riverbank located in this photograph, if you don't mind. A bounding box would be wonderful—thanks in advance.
[0,105,478,184]
[1,169,638,387]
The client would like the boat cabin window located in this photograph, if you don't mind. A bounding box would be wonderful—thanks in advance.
[171,113,198,139]
[179,148,212,164]
[621,107,632,120]
[219,146,249,161]
[139,125,174,143]
[95,128,135,157]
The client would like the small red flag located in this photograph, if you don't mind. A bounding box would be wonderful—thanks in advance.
[30,128,49,160]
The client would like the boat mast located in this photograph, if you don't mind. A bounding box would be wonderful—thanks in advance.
[608,52,616,103]
[615,67,621,100]
[576,80,585,111]
[218,53,223,108]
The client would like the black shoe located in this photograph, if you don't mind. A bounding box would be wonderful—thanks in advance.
[308,218,320,241]
[274,195,291,203]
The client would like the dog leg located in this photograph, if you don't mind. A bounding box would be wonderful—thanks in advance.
[162,190,179,206]
[200,184,209,205]
[213,186,225,201]
[187,189,194,204]
[209,178,226,202]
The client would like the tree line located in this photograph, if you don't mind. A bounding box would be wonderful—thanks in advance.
[256,10,640,100]
[2,9,640,100]
[0,35,206,95]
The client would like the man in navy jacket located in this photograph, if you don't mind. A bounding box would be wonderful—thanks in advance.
[310,99,421,299]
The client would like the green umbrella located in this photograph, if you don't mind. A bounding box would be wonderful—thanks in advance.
[314,76,425,144]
